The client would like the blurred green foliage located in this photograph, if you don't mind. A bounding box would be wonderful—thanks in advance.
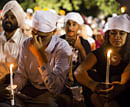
[0,0,120,17]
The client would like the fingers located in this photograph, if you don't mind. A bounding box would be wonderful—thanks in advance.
[33,36,43,49]
[39,37,43,45]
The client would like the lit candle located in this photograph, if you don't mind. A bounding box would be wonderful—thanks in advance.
[10,64,14,106]
[106,50,112,84]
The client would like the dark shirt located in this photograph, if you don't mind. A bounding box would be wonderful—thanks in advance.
[60,35,91,86]
[90,46,129,82]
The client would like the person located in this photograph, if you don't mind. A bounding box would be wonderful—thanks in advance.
[0,10,3,34]
[60,12,91,106]
[95,30,104,49]
[80,24,96,51]
[12,10,72,107]
[74,14,130,107]
[0,0,27,106]
[22,19,33,37]
[26,8,33,20]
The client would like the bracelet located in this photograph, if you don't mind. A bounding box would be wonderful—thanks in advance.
[41,66,46,71]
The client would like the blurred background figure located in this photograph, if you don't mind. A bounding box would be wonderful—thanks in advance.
[95,30,104,49]
[26,8,33,20]
[0,10,3,34]
[80,24,96,51]
[22,19,32,37]
[54,9,66,36]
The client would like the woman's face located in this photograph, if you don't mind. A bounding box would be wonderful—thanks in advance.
[109,29,127,48]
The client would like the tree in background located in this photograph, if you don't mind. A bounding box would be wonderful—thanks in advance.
[0,0,120,17]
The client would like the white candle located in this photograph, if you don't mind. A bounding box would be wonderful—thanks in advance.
[106,50,112,84]
[10,64,14,106]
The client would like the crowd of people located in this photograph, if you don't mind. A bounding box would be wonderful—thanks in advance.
[0,0,129,107]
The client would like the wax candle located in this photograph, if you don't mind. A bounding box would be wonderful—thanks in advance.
[10,64,14,106]
[106,50,112,84]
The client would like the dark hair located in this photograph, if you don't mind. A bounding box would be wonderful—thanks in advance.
[102,31,130,62]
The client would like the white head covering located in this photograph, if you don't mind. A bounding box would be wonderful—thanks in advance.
[85,25,93,37]
[65,12,84,25]
[2,0,25,28]
[32,10,60,33]
[106,14,130,33]
[27,8,33,14]
[24,19,32,27]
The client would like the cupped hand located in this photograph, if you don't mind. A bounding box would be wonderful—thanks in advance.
[0,84,11,101]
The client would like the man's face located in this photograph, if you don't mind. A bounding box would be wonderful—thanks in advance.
[32,28,53,48]
[2,10,18,32]
[65,20,80,46]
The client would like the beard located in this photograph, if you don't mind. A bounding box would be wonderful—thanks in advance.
[2,21,18,32]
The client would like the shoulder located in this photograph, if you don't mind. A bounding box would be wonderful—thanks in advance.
[22,37,32,49]
[53,36,72,56]
[80,36,91,53]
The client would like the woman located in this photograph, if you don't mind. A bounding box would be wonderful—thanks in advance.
[74,14,130,107]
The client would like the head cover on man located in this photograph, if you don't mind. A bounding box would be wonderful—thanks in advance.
[106,14,130,33]
[32,10,60,33]
[64,12,84,25]
[2,0,25,28]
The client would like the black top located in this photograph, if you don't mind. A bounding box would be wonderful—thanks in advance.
[60,35,91,71]
[89,46,129,82]
[60,35,91,86]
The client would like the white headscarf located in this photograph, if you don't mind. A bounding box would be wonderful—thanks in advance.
[32,10,60,33]
[106,14,130,33]
[64,12,84,25]
[2,0,25,28]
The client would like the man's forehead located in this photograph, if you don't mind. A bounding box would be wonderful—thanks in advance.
[66,20,79,24]
[4,10,14,16]
[32,28,51,35]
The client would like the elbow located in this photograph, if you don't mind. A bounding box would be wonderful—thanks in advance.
[49,86,62,95]
[74,70,83,82]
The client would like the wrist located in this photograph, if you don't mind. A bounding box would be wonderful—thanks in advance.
[88,81,99,92]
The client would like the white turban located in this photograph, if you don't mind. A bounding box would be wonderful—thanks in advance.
[2,0,25,28]
[65,12,84,25]
[106,14,130,33]
[32,10,60,33]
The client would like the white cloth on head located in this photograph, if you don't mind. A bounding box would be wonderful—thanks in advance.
[65,12,84,25]
[32,10,61,33]
[85,25,93,37]
[27,8,33,14]
[24,19,32,27]
[2,0,25,28]
[106,14,130,33]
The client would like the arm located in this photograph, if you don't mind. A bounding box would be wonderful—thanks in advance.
[74,37,87,61]
[29,37,71,94]
[14,41,28,92]
[120,63,130,85]
[74,53,99,92]
[39,49,71,94]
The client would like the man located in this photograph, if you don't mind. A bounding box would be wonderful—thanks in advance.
[60,12,91,106]
[0,0,27,105]
[12,10,72,107]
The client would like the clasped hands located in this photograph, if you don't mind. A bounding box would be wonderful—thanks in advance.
[94,81,126,102]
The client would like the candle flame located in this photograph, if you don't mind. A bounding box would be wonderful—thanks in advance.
[107,50,112,58]
[10,64,14,69]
